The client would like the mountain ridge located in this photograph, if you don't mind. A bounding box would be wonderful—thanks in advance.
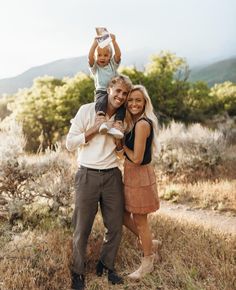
[189,56,236,86]
[1,53,236,96]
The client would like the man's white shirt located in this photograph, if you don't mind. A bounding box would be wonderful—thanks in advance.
[66,103,119,169]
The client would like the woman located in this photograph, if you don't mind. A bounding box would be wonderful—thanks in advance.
[117,85,160,280]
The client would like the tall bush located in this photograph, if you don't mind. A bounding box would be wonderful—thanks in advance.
[157,121,226,174]
[0,120,74,220]
[11,74,94,152]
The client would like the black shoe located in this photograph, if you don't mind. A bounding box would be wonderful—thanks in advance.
[96,260,105,277]
[71,271,85,290]
[108,269,124,285]
[96,260,123,285]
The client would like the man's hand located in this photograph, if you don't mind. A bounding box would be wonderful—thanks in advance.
[94,113,106,132]
[84,113,106,143]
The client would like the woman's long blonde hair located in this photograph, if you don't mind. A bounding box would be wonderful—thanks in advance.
[125,85,159,161]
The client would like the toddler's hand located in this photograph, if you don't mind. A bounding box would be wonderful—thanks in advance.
[110,34,116,42]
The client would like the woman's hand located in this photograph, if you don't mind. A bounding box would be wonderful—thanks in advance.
[115,138,123,150]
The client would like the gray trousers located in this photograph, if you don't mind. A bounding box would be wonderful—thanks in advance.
[71,167,124,274]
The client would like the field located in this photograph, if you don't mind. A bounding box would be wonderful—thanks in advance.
[0,121,236,290]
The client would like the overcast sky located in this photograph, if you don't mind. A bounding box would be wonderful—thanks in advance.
[0,0,235,79]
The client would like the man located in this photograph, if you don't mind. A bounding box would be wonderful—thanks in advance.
[66,75,133,290]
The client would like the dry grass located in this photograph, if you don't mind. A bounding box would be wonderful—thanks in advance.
[159,178,236,214]
[0,211,235,290]
[156,144,236,214]
[1,120,235,289]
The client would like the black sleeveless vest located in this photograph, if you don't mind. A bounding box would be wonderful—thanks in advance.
[125,117,153,165]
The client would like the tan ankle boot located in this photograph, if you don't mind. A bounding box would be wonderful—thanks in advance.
[128,254,155,280]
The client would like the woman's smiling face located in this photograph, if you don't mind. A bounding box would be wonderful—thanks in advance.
[127,89,145,117]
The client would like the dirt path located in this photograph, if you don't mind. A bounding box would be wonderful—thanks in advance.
[155,201,236,236]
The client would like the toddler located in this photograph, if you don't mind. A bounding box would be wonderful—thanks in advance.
[88,32,125,139]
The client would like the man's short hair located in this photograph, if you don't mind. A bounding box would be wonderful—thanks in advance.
[108,74,133,92]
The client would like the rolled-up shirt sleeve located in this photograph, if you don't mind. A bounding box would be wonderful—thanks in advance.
[66,106,87,152]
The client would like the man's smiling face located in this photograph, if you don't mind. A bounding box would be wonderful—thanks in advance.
[107,81,129,110]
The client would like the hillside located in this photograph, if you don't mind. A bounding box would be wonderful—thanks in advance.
[0,56,89,96]
[1,54,236,96]
[0,49,152,96]
[189,57,236,86]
